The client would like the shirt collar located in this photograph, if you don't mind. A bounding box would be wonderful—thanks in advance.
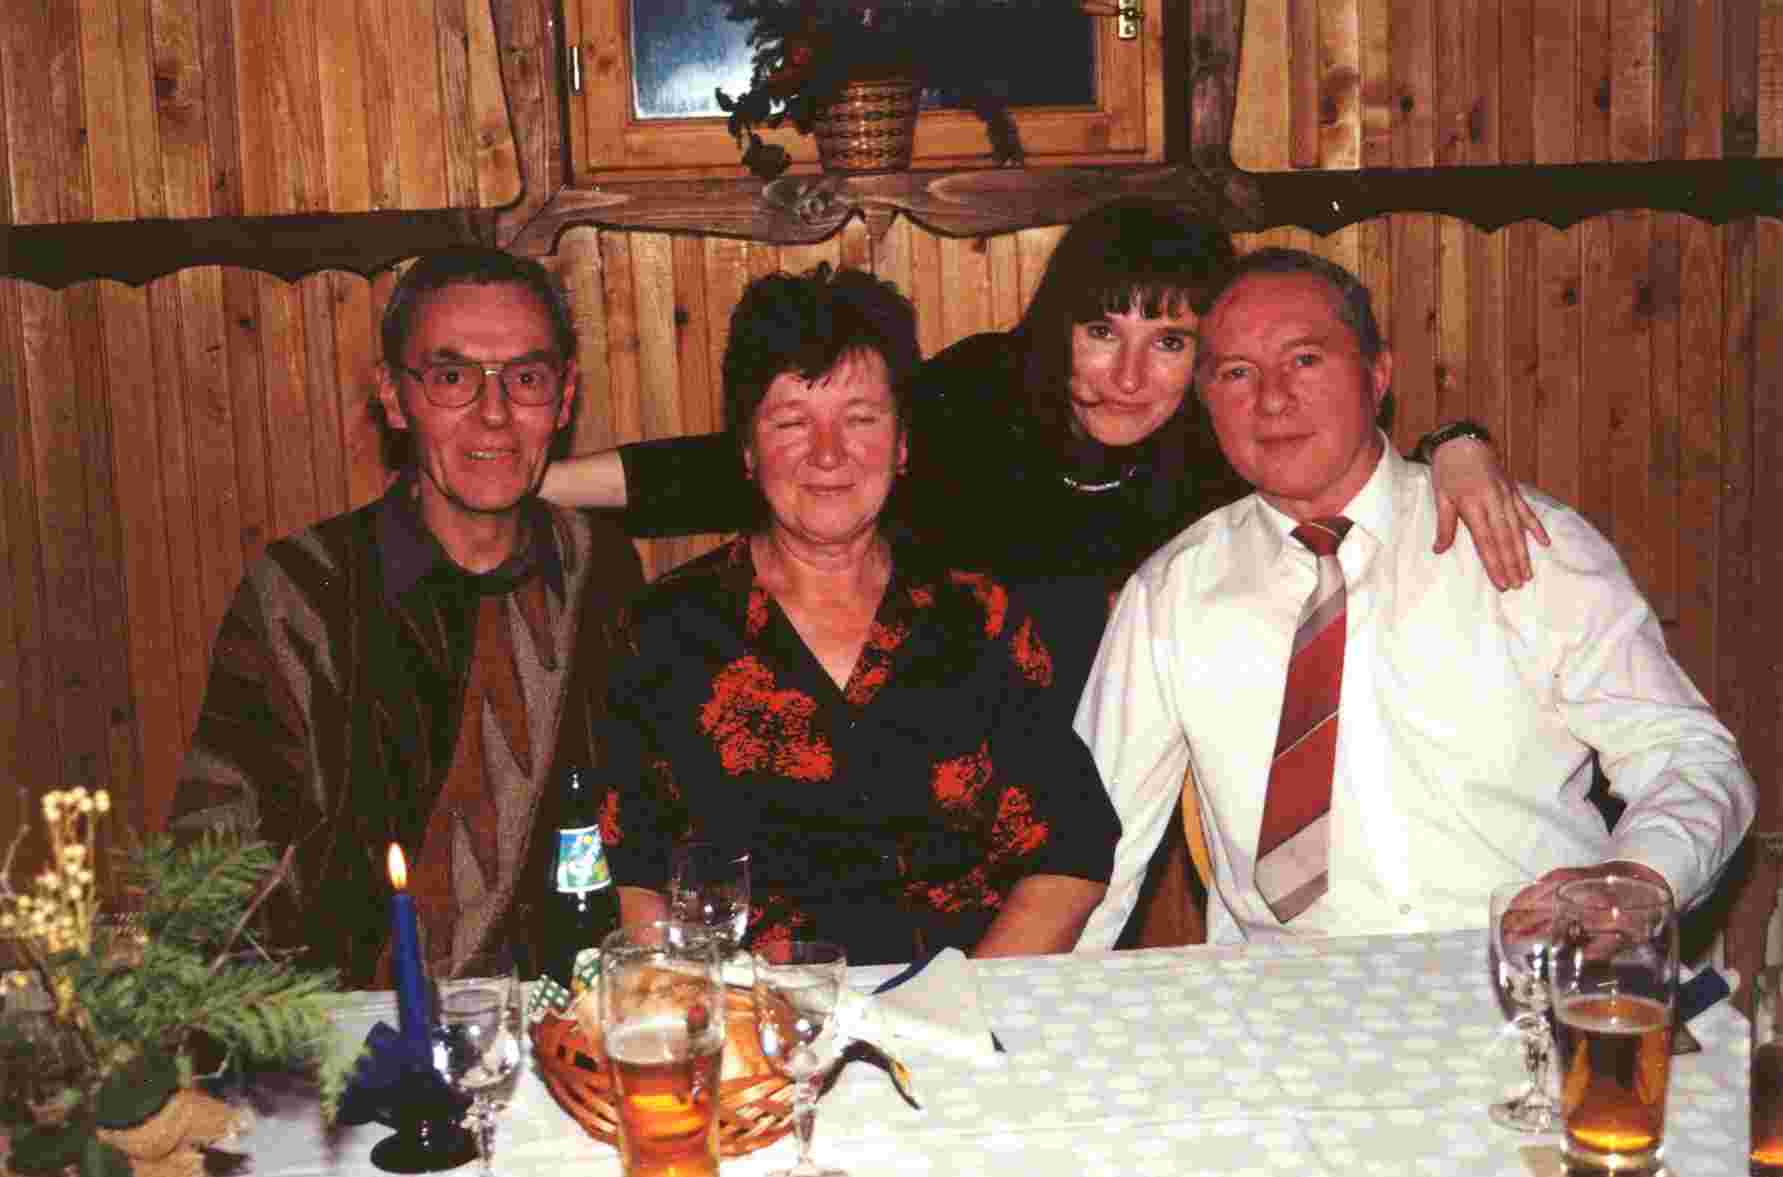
[375,471,564,604]
[1254,430,1402,560]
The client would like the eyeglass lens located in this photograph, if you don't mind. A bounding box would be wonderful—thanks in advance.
[419,362,560,407]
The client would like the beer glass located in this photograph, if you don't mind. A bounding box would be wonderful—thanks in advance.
[668,840,752,955]
[753,940,849,1177]
[1487,881,1556,1131]
[1549,875,1678,1174]
[599,923,725,1177]
[1752,962,1783,1173]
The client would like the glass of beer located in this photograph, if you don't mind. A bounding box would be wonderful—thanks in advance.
[1549,875,1678,1174]
[1753,963,1783,1173]
[598,922,725,1177]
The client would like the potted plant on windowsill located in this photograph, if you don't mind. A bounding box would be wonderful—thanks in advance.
[716,1,1027,180]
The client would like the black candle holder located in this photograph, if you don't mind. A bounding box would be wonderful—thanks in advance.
[368,1058,475,1174]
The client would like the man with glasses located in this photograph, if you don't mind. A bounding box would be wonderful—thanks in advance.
[171,248,643,984]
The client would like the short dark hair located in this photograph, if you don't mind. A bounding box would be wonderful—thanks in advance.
[380,246,577,371]
[1213,247,1385,363]
[1015,198,1238,450]
[721,264,921,439]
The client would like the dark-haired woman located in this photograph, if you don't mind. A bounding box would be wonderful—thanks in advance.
[546,200,1547,945]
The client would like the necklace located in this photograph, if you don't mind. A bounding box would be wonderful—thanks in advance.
[1060,463,1140,494]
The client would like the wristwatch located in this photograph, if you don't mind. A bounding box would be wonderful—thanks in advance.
[1411,419,1494,464]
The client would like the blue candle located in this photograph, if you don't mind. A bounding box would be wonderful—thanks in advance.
[387,843,430,1057]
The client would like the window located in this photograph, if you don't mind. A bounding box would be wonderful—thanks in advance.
[565,0,1162,180]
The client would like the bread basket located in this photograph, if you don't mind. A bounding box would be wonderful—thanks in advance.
[531,987,795,1157]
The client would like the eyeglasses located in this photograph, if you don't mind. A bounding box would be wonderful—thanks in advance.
[397,359,564,408]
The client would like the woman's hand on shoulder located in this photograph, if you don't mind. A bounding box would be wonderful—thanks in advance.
[1428,437,1551,591]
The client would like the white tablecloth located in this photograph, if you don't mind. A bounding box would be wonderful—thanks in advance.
[243,930,1748,1176]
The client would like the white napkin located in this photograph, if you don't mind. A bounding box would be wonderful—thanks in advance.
[836,947,1003,1067]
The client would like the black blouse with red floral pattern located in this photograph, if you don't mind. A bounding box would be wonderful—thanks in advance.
[600,535,1118,965]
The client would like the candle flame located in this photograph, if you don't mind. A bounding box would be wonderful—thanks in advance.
[387,843,408,890]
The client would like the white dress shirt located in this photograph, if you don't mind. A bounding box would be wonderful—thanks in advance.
[1075,441,1756,946]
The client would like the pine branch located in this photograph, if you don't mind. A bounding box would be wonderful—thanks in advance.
[207,843,295,976]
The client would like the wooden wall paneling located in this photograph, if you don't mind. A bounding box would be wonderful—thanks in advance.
[51,0,95,223]
[668,235,722,568]
[491,0,561,238]
[596,230,655,573]
[556,230,615,453]
[1534,226,1583,505]
[152,0,215,219]
[1725,0,1761,155]
[0,280,38,805]
[167,268,240,746]
[1658,0,1689,159]
[21,284,107,794]
[1391,0,1436,167]
[1646,213,1684,623]
[299,277,351,518]
[986,232,1023,332]
[699,236,752,430]
[1014,224,1065,314]
[1713,217,1753,746]
[1671,219,1725,698]
[1749,217,1783,798]
[1575,217,1618,535]
[873,216,917,312]
[837,218,872,273]
[355,0,402,211]
[1613,0,1659,162]
[318,0,374,212]
[1466,224,1508,443]
[1683,0,1725,159]
[1289,0,1321,167]
[905,230,947,361]
[1607,211,1661,604]
[438,0,480,211]
[390,0,450,209]
[1318,0,1362,169]
[1500,222,1541,483]
[630,232,689,571]
[1233,0,1291,171]
[333,273,387,510]
[1434,0,1471,165]
[96,280,171,831]
[270,0,327,211]
[254,275,322,538]
[936,235,992,347]
[1388,216,1440,447]
[196,0,244,216]
[221,270,272,563]
[1578,0,1613,162]
[1435,219,1471,427]
[1358,0,1392,167]
[779,240,843,278]
[467,0,520,208]
[1764,2,1783,154]
[74,0,157,221]
[1499,0,1535,164]
[1468,0,1502,165]
[229,0,276,214]
[1531,0,1579,164]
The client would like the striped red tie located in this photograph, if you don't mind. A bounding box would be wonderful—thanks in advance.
[1255,516,1352,923]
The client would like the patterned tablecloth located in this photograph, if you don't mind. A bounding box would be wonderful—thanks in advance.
[244,929,1748,1176]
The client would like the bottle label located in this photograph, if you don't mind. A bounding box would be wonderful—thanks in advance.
[554,824,613,895]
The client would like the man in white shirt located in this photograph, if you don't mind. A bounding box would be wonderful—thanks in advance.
[1076,247,1755,945]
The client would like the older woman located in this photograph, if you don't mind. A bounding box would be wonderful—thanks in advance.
[603,267,1117,965]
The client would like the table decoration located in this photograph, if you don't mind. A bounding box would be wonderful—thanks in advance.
[384,846,429,1060]
[0,788,338,1177]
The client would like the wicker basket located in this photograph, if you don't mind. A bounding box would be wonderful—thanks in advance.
[531,987,795,1158]
[813,78,919,174]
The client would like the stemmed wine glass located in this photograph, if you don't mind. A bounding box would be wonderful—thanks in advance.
[753,940,849,1177]
[1488,880,1557,1132]
[669,841,752,954]
[434,944,525,1177]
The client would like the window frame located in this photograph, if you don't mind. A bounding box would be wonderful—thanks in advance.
[563,0,1165,182]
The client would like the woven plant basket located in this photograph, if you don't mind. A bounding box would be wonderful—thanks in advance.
[813,78,919,174]
[531,987,794,1158]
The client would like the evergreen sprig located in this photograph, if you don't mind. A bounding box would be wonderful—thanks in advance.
[2,811,341,1177]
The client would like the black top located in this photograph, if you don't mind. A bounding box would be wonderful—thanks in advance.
[618,330,1248,702]
[601,536,1120,965]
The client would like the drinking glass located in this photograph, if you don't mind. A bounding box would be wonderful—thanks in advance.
[434,945,525,1177]
[1549,875,1678,1174]
[753,940,849,1177]
[599,922,726,1177]
[1487,880,1557,1132]
[668,841,752,955]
